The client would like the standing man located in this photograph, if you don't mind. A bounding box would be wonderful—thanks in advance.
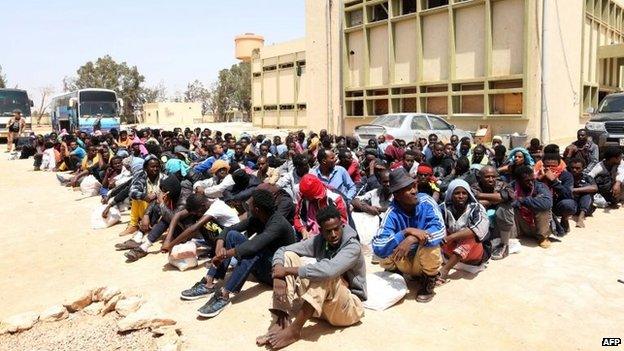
[372,168,446,303]
[6,109,25,153]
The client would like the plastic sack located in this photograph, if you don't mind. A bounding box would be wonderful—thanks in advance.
[80,175,102,196]
[352,212,381,246]
[170,242,197,260]
[362,271,407,311]
[594,193,609,208]
[91,205,121,229]
[168,242,198,271]
[490,238,521,255]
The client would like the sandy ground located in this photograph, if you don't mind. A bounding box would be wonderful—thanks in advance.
[1,153,624,351]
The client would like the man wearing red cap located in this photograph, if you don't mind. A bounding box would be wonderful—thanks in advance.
[294,174,348,239]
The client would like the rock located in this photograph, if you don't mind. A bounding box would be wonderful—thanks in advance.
[150,325,181,336]
[63,290,93,312]
[90,286,105,301]
[0,322,10,335]
[40,305,69,322]
[83,301,104,315]
[115,295,143,316]
[3,311,39,333]
[94,286,121,303]
[101,294,123,316]
[117,302,176,332]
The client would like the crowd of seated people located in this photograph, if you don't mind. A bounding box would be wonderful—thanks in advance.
[14,124,624,349]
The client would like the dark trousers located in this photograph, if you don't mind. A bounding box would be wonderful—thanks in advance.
[574,194,594,215]
[207,230,273,293]
[108,180,130,204]
[33,153,43,168]
[553,199,577,217]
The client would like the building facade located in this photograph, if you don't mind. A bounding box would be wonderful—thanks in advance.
[250,0,624,143]
[142,102,203,126]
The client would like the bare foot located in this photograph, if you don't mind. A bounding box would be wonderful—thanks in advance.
[268,326,301,350]
[575,218,585,228]
[256,323,284,346]
[119,226,138,236]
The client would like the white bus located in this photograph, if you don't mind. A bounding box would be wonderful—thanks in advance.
[50,88,123,134]
[0,89,33,138]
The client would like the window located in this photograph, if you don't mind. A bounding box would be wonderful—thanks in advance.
[402,0,417,14]
[410,116,430,130]
[429,116,450,130]
[373,114,405,127]
[371,3,389,22]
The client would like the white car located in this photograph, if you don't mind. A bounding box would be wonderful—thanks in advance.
[353,113,472,145]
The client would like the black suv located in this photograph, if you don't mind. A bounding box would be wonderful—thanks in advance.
[586,92,624,147]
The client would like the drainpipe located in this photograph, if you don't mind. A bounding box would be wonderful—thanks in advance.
[540,0,550,142]
[326,0,334,134]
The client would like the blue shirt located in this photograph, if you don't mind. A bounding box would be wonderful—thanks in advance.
[314,165,356,200]
[372,194,446,258]
[194,154,229,173]
[70,146,86,161]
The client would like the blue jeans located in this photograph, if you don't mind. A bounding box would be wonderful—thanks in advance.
[207,230,274,293]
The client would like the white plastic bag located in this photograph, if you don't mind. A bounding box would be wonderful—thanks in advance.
[80,175,102,196]
[352,212,381,246]
[90,205,121,229]
[594,193,608,208]
[362,271,407,311]
[168,242,198,271]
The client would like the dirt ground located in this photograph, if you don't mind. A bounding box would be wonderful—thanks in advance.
[1,152,624,351]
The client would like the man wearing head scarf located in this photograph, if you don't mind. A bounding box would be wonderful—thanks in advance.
[372,168,446,303]
[294,174,348,239]
[438,179,490,284]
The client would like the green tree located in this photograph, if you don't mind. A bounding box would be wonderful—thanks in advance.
[0,65,6,88]
[63,55,145,117]
[209,62,251,122]
[184,79,211,115]
[140,82,167,104]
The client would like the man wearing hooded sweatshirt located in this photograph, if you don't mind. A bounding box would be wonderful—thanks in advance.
[438,179,490,284]
[256,205,366,349]
[372,168,446,303]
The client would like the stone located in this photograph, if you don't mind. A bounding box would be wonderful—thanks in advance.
[94,286,121,303]
[3,311,39,333]
[90,286,105,301]
[83,301,104,315]
[40,305,69,322]
[150,325,181,336]
[101,293,123,316]
[63,289,93,312]
[115,295,143,316]
[117,302,176,332]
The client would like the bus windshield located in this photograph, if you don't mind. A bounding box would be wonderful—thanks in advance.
[0,90,31,117]
[79,90,118,118]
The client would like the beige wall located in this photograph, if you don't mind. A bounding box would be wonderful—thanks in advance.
[143,102,202,125]
[251,38,307,129]
[305,0,342,135]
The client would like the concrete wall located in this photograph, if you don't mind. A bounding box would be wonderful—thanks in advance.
[305,0,342,135]
[142,102,202,125]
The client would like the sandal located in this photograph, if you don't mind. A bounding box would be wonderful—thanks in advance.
[125,248,148,262]
[435,276,450,286]
[115,239,141,251]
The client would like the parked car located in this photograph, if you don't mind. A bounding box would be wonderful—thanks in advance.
[586,92,624,147]
[353,113,472,146]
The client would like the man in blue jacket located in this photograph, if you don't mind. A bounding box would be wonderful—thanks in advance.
[538,153,575,235]
[511,165,554,248]
[372,168,446,303]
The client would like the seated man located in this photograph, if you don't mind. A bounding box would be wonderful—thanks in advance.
[536,153,575,234]
[294,174,348,239]
[372,168,446,303]
[563,128,599,173]
[588,146,624,207]
[439,179,490,284]
[568,158,597,227]
[193,160,235,199]
[254,155,280,185]
[180,189,297,318]
[256,206,366,349]
[416,163,440,202]
[510,165,554,248]
[471,166,516,260]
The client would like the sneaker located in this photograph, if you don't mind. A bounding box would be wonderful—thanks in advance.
[538,237,551,249]
[197,291,231,318]
[180,278,216,300]
[491,244,509,260]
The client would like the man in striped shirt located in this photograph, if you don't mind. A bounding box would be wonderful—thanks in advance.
[372,168,446,303]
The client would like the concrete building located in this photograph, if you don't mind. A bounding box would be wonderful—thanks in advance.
[247,0,624,143]
[142,102,203,125]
